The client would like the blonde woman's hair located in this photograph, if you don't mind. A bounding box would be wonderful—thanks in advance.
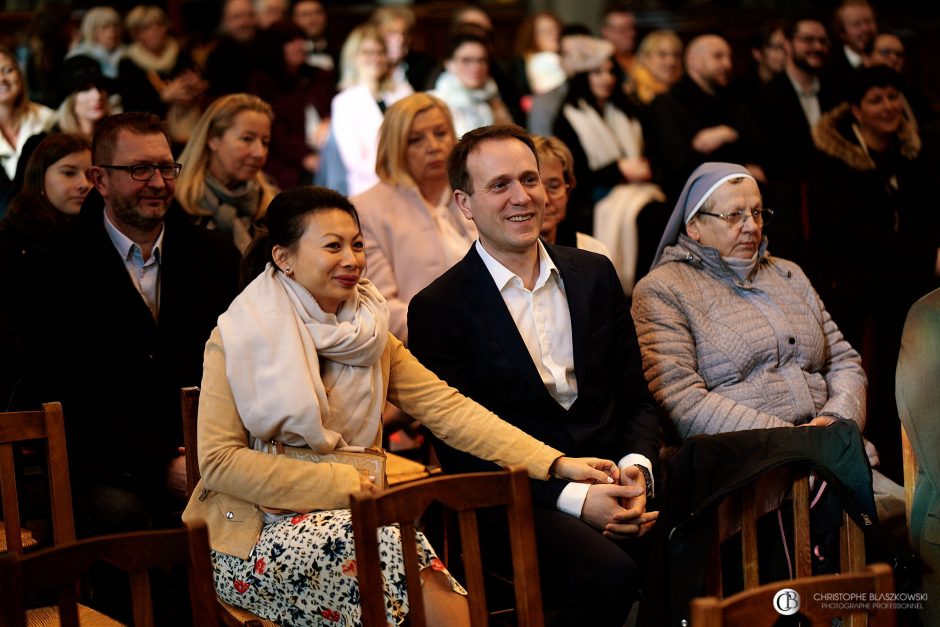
[175,93,277,219]
[125,5,169,38]
[375,93,455,188]
[53,91,112,140]
[532,135,576,189]
[637,29,682,61]
[338,24,390,91]
[0,46,29,122]
[79,6,121,45]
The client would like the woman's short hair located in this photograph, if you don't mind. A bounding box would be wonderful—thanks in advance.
[845,65,904,106]
[175,93,278,219]
[375,93,455,187]
[0,46,29,122]
[533,135,576,189]
[446,28,491,62]
[9,133,90,226]
[338,24,388,91]
[637,29,682,60]
[79,6,121,45]
[125,5,169,38]
[242,186,360,287]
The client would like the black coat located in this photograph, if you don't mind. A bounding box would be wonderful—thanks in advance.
[647,75,759,199]
[0,203,77,410]
[59,191,241,492]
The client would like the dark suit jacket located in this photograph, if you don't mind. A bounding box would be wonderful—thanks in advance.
[60,191,241,492]
[408,243,660,508]
[757,72,837,182]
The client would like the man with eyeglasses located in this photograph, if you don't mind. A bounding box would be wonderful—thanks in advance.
[61,112,240,540]
[754,19,837,264]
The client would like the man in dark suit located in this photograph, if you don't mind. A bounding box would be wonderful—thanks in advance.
[65,112,240,535]
[755,18,837,264]
[408,124,660,627]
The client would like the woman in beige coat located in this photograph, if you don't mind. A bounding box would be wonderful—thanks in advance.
[183,186,615,626]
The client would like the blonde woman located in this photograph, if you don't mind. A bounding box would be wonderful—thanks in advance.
[352,93,476,343]
[0,45,54,215]
[330,24,412,195]
[631,30,683,105]
[68,6,126,79]
[176,93,278,252]
[119,5,204,143]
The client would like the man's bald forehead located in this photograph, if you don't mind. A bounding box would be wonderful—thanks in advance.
[686,34,729,62]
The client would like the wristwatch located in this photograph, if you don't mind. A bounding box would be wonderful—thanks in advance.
[632,464,654,499]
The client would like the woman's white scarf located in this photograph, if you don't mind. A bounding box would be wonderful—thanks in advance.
[218,264,389,453]
[125,39,180,74]
[562,99,643,170]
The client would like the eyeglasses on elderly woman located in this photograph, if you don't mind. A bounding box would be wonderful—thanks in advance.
[696,207,773,228]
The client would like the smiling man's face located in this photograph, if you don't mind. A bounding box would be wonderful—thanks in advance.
[454,138,545,262]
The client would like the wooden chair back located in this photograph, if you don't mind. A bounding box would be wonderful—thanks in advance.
[707,466,865,597]
[350,466,544,627]
[179,387,275,627]
[180,386,201,498]
[0,522,219,627]
[900,424,918,527]
[0,402,75,553]
[692,562,896,626]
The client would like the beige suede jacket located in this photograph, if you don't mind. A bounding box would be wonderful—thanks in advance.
[182,327,563,559]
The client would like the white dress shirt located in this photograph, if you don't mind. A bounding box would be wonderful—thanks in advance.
[475,240,653,517]
[104,211,164,320]
[787,70,822,129]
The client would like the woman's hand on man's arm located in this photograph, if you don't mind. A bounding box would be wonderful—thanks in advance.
[550,456,620,484]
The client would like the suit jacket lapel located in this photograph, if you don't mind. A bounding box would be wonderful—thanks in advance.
[459,247,548,396]
[547,245,590,387]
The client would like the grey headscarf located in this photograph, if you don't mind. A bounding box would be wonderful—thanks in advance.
[651,162,755,268]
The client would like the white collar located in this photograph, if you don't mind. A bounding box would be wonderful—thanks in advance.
[103,209,165,263]
[475,239,559,291]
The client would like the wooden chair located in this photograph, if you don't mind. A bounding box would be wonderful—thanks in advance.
[692,562,896,626]
[0,402,74,555]
[350,466,544,627]
[900,424,918,527]
[0,402,129,625]
[180,386,274,627]
[0,521,219,627]
[706,467,867,625]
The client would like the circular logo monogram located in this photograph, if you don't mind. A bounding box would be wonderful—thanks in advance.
[773,588,801,616]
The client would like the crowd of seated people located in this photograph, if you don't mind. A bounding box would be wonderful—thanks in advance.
[0,1,939,625]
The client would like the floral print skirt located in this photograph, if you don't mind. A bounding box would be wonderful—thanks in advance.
[212,508,466,626]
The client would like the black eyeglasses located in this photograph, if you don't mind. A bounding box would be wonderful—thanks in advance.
[697,208,773,228]
[99,163,183,181]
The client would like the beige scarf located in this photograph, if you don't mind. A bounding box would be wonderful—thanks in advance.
[218,263,389,453]
[125,40,180,74]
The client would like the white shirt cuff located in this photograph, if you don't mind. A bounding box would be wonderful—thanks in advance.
[619,453,654,497]
[556,481,590,517]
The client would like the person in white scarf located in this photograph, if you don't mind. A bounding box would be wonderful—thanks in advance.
[183,186,620,626]
[553,37,665,292]
[431,30,512,138]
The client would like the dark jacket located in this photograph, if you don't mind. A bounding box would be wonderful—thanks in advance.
[647,75,759,199]
[59,191,241,492]
[0,202,77,410]
[646,421,877,627]
[408,243,660,508]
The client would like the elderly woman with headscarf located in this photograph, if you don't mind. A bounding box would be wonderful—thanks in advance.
[630,163,911,523]
[632,162,869,440]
